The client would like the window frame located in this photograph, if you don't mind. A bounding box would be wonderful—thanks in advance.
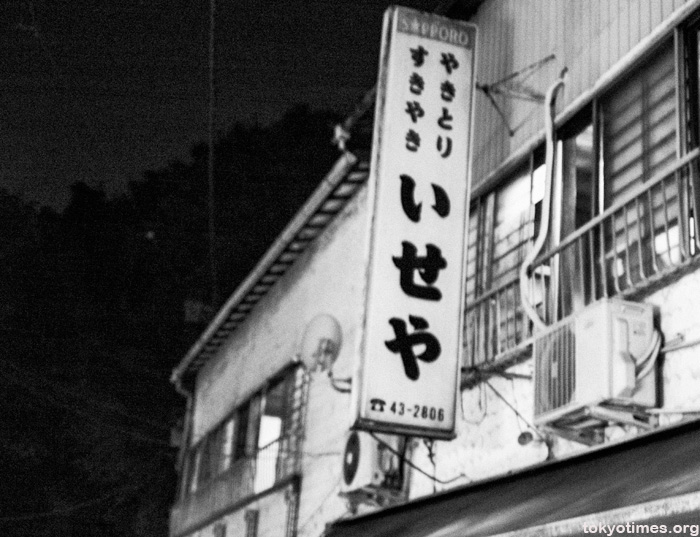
[178,364,300,497]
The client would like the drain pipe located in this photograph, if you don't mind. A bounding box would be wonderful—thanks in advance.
[173,378,194,498]
[519,70,567,331]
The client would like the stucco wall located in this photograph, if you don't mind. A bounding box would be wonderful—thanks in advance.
[192,185,370,441]
[408,267,700,500]
[647,270,700,413]
[408,362,551,499]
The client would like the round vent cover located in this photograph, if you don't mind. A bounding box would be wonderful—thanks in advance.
[343,431,361,485]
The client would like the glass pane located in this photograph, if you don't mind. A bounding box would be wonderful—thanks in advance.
[492,168,533,288]
[220,418,235,472]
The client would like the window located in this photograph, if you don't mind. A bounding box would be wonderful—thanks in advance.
[466,152,545,302]
[464,151,544,365]
[553,109,598,318]
[219,417,235,473]
[524,34,697,322]
[178,365,304,498]
[465,28,700,366]
[601,39,680,291]
[186,445,202,494]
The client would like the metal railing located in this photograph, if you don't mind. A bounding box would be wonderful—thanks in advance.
[170,436,298,537]
[465,149,700,368]
[464,275,529,367]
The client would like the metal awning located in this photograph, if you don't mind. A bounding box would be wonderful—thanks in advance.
[324,419,700,537]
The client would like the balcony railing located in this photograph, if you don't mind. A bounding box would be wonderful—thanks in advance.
[465,149,700,369]
[170,436,299,537]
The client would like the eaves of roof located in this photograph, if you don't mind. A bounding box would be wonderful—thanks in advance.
[171,150,369,390]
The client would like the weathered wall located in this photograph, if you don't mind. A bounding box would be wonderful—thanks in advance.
[647,271,700,412]
[409,267,700,498]
[188,183,371,535]
[408,362,552,499]
[295,187,372,537]
[192,185,370,441]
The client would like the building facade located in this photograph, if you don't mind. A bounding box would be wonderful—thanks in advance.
[170,1,700,536]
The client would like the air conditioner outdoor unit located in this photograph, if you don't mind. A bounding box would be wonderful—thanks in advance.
[534,298,659,432]
[340,431,406,507]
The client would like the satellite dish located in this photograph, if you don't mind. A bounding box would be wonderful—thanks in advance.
[299,314,342,372]
[343,431,361,485]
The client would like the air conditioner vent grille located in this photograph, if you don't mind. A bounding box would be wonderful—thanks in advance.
[534,317,576,417]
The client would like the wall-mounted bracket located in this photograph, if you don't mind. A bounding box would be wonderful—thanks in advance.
[476,54,556,136]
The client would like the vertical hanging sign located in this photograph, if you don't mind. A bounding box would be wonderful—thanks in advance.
[353,6,477,439]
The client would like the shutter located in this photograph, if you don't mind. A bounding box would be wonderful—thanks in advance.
[602,39,678,288]
[603,38,676,205]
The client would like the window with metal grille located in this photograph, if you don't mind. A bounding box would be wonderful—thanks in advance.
[464,151,544,366]
[178,364,305,499]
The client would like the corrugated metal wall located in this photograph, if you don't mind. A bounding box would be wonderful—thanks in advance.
[470,0,693,189]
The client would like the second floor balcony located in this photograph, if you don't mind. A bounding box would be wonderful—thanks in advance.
[170,434,301,537]
[464,149,700,378]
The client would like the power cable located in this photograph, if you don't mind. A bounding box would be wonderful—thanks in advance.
[483,379,548,442]
[1,358,170,432]
[297,474,344,533]
[0,482,136,523]
[369,432,468,485]
[207,0,218,306]
[0,367,170,446]
[0,452,170,523]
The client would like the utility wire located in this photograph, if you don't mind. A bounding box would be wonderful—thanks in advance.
[0,367,170,446]
[0,483,136,522]
[297,474,344,533]
[207,0,218,306]
[1,358,170,432]
[484,379,548,442]
[0,452,169,523]
[369,433,468,485]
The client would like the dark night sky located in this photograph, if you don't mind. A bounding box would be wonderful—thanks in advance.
[1,0,438,211]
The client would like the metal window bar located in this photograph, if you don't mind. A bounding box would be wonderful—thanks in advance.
[169,435,298,537]
[465,148,700,368]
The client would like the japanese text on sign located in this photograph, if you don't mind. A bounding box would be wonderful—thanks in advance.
[353,7,477,440]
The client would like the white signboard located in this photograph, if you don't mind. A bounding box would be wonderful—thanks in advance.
[353,6,477,439]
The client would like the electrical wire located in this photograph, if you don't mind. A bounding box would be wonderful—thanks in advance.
[483,379,547,443]
[0,367,170,446]
[369,433,468,485]
[297,474,344,533]
[1,358,170,432]
[462,383,488,425]
[0,451,170,523]
[0,482,136,523]
[207,0,218,306]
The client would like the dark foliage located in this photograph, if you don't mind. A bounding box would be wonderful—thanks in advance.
[0,106,341,535]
